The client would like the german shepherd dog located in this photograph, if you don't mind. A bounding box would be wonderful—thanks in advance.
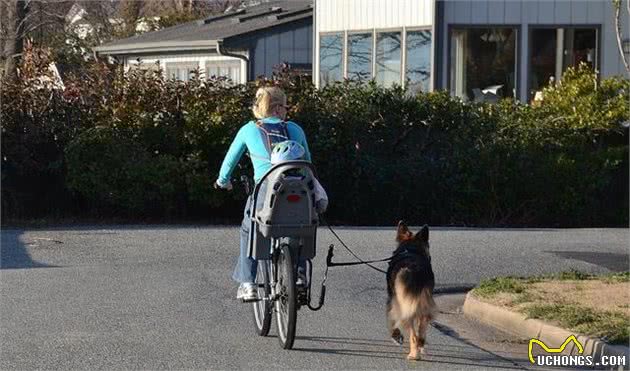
[386,221,436,360]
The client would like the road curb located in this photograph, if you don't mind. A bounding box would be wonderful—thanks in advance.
[463,292,629,367]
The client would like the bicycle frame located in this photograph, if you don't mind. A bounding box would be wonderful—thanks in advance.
[253,239,295,301]
[265,239,282,303]
[247,161,324,349]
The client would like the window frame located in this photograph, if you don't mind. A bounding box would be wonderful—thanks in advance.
[319,27,434,89]
[526,24,601,102]
[204,59,242,83]
[164,61,200,81]
[128,61,162,76]
[374,29,403,87]
[404,27,433,93]
[346,29,375,81]
[446,24,522,101]
[319,31,346,87]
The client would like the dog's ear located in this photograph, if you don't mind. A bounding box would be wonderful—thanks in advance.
[415,224,429,243]
[397,220,412,242]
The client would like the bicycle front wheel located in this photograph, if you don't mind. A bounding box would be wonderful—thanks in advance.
[252,259,272,336]
[274,243,297,349]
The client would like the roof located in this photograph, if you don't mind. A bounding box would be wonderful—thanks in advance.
[94,0,312,55]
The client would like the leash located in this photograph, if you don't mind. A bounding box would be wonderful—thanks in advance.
[308,225,393,312]
[321,216,393,274]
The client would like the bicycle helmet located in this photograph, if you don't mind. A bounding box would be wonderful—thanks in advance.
[270,140,305,164]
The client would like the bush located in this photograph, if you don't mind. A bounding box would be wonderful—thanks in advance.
[1,53,627,226]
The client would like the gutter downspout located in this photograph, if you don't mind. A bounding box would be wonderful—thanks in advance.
[216,40,250,81]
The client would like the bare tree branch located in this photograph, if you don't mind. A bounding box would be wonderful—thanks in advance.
[613,0,630,74]
[21,19,60,35]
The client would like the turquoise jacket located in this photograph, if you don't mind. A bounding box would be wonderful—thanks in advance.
[217,117,311,185]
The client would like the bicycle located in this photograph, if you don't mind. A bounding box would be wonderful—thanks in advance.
[243,160,325,349]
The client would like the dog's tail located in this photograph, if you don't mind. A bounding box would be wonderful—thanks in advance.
[393,268,436,325]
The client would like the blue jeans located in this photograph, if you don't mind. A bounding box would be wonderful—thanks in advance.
[232,182,307,284]
[232,192,258,283]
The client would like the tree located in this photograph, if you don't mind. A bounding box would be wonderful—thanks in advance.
[75,1,118,45]
[143,0,242,30]
[0,0,245,77]
[116,0,143,38]
[1,0,68,78]
[1,0,29,78]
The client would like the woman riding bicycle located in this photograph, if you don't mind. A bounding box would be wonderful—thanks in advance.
[214,86,312,302]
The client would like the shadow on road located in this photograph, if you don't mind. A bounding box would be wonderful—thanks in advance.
[295,334,526,369]
[546,251,630,271]
[0,231,56,269]
[431,322,526,369]
[294,336,404,360]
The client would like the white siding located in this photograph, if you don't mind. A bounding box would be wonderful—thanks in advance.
[124,53,248,83]
[316,0,434,31]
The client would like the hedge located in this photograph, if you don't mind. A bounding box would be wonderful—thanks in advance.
[1,49,628,226]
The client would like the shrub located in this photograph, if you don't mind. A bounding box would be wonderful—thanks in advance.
[1,53,627,226]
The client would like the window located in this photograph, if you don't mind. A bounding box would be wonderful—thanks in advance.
[529,28,597,99]
[347,33,373,81]
[128,61,161,75]
[406,30,432,94]
[450,28,517,102]
[165,62,199,81]
[205,60,241,83]
[319,33,344,86]
[375,32,401,87]
[319,29,433,89]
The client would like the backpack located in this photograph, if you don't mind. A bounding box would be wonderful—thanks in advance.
[256,120,290,157]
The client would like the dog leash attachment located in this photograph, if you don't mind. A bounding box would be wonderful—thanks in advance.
[307,251,329,311]
[325,242,391,274]
[308,244,389,311]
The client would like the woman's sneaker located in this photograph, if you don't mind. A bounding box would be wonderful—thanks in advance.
[236,283,257,302]
[296,271,308,287]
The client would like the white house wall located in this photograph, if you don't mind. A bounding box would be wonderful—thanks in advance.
[438,0,630,101]
[316,0,434,31]
[124,53,249,83]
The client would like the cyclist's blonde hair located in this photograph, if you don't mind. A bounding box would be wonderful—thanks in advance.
[252,86,287,119]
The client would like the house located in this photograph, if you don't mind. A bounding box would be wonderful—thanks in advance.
[94,0,313,83]
[314,0,630,102]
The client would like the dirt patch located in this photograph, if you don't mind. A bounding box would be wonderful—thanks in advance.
[472,273,630,344]
[478,279,630,315]
[527,281,630,316]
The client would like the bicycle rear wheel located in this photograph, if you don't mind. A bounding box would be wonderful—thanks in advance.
[274,243,297,349]
[252,259,272,336]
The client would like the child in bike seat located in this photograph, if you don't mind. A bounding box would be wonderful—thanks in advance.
[268,140,328,214]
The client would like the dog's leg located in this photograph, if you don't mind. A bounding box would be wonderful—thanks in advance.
[387,300,404,345]
[406,322,419,360]
[417,315,430,356]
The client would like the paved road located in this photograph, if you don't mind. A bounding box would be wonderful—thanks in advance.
[1,226,627,370]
